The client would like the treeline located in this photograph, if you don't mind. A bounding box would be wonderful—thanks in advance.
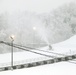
[0,2,76,53]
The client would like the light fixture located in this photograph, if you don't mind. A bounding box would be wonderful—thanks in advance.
[10,34,15,41]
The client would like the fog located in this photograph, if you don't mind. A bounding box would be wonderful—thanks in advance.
[0,2,76,53]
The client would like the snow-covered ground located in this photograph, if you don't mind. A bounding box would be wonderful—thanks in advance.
[0,62,76,75]
[0,35,76,74]
[52,35,76,55]
[0,51,52,67]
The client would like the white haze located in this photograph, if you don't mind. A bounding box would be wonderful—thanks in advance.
[0,1,76,53]
[0,0,75,14]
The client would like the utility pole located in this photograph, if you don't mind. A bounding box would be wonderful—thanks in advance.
[10,35,15,70]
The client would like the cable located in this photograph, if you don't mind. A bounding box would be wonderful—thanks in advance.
[1,41,76,65]
[11,43,66,56]
[0,41,72,57]
[1,41,56,58]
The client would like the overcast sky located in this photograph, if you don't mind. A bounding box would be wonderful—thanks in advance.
[0,0,75,14]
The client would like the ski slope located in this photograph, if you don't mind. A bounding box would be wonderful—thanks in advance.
[52,35,76,55]
[0,35,76,72]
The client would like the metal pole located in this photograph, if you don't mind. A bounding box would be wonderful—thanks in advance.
[11,40,14,70]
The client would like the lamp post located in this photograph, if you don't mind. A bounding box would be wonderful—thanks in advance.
[10,35,15,70]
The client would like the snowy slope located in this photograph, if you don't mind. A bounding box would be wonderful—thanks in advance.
[0,35,76,68]
[0,51,52,67]
[0,35,76,74]
[51,35,76,54]
[0,62,76,75]
[53,35,76,49]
